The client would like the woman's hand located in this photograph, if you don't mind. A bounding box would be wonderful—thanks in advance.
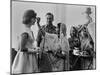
[36,47,41,52]
[28,48,38,53]
[36,17,41,28]
[36,17,45,36]
[37,17,40,24]
[40,29,45,36]
[62,51,66,55]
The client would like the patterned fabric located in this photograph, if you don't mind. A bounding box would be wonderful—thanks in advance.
[37,25,56,72]
[42,25,56,34]
[36,25,56,47]
[36,24,56,72]
[68,37,81,50]
[80,32,94,70]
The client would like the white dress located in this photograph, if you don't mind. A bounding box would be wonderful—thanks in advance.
[59,33,70,70]
[12,29,38,74]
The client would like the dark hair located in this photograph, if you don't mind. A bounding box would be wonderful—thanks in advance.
[57,23,61,38]
[57,23,61,30]
[23,10,37,24]
[46,12,54,19]
[70,26,78,37]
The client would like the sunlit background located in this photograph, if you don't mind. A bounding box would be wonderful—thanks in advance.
[12,1,95,50]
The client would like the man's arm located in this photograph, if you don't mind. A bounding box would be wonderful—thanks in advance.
[36,25,46,47]
[36,29,43,47]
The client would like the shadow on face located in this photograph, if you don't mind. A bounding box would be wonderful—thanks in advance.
[81,27,89,38]
[30,18,36,25]
[46,14,54,24]
[70,27,77,37]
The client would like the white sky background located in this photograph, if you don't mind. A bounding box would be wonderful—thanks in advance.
[12,1,95,49]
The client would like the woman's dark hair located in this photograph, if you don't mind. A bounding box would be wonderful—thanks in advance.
[57,23,61,38]
[70,26,78,37]
[82,27,89,38]
[57,23,61,30]
[23,10,37,24]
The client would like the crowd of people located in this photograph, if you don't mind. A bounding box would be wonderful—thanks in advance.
[11,8,95,74]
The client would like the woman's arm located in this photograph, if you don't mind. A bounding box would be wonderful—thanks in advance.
[36,29,43,47]
[28,48,38,53]
[21,33,38,53]
[37,17,41,29]
[20,32,29,51]
[78,14,92,33]
[36,17,46,47]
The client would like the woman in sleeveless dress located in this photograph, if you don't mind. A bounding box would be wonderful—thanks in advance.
[53,23,70,71]
[12,10,39,74]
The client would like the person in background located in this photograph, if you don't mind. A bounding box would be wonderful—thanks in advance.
[37,22,69,71]
[79,26,94,69]
[68,26,81,70]
[12,9,39,74]
[36,12,56,72]
[77,7,94,70]
[53,23,70,71]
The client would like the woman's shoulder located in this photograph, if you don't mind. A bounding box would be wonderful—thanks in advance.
[18,32,29,40]
[21,32,28,37]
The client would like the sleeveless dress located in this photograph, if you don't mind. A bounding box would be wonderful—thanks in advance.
[53,33,69,71]
[12,29,38,74]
